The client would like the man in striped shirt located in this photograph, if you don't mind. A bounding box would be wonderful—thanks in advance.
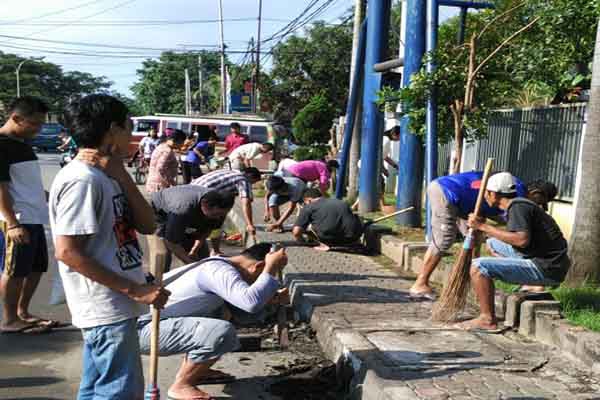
[192,168,261,254]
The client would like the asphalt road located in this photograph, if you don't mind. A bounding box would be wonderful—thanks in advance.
[0,153,310,400]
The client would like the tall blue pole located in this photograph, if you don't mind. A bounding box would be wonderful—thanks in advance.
[425,0,439,238]
[358,0,391,212]
[396,0,426,226]
[336,20,368,199]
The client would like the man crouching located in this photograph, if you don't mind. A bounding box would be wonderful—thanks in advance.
[137,243,287,400]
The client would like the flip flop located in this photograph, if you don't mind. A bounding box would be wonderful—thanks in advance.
[194,370,236,385]
[23,319,67,328]
[167,390,214,400]
[468,326,511,335]
[1,324,52,334]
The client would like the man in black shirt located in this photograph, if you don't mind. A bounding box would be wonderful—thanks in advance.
[292,188,364,251]
[460,172,570,332]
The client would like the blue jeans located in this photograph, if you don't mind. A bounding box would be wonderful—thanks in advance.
[137,317,239,364]
[472,238,556,286]
[78,318,144,400]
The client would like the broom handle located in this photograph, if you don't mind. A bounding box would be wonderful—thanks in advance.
[473,158,495,217]
[370,206,415,223]
[149,239,167,388]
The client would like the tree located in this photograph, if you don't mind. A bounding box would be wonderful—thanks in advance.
[378,0,599,173]
[565,19,600,286]
[131,51,222,115]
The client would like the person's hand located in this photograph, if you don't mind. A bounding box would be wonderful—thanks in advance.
[210,249,223,257]
[77,148,129,183]
[263,213,270,223]
[266,223,282,232]
[268,288,290,305]
[246,224,256,235]
[467,213,486,231]
[7,226,30,245]
[129,284,171,309]
[265,247,287,271]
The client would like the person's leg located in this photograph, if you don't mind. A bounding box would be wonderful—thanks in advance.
[485,238,545,292]
[462,264,498,330]
[182,162,192,184]
[411,182,456,295]
[89,319,144,400]
[78,328,100,400]
[17,225,49,323]
[139,317,239,399]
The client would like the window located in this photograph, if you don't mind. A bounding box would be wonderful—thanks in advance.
[167,122,178,130]
[181,122,190,133]
[249,126,268,143]
[134,120,158,132]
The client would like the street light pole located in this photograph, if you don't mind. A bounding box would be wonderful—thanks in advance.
[15,60,27,98]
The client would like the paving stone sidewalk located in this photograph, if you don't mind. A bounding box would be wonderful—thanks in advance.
[234,202,600,400]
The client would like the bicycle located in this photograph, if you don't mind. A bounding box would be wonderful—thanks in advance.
[134,155,149,185]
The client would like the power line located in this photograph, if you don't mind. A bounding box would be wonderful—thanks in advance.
[0,18,292,26]
[5,0,109,24]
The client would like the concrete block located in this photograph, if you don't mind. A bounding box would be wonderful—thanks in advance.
[410,255,423,275]
[379,235,404,266]
[535,310,561,346]
[518,300,561,337]
[495,291,508,321]
[574,330,600,368]
[402,243,429,272]
[505,292,555,327]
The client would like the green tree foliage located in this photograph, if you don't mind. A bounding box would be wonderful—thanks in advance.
[263,21,353,123]
[0,52,113,119]
[131,51,222,115]
[292,93,335,145]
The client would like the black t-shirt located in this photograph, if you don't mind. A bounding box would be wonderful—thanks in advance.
[506,198,570,282]
[295,198,363,244]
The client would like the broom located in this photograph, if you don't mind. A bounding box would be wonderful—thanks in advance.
[145,237,168,400]
[431,158,495,323]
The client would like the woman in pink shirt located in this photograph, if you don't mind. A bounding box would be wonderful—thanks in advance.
[284,159,339,194]
[146,129,187,193]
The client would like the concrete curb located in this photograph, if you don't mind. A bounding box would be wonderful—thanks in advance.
[377,233,600,372]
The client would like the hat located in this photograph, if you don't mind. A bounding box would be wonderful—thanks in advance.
[486,172,517,194]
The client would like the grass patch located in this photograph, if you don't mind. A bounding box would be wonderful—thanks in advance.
[361,210,425,242]
[551,286,600,332]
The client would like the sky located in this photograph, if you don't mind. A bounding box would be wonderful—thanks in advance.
[0,0,457,97]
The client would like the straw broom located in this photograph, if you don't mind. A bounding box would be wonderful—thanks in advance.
[432,158,495,323]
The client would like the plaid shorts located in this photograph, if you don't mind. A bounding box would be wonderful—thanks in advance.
[0,222,48,278]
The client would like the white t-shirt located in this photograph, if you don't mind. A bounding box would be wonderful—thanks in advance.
[382,136,392,159]
[49,160,146,329]
[139,136,159,159]
[139,257,279,321]
[276,158,298,173]
[229,143,263,162]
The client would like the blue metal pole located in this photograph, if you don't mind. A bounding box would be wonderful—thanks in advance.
[336,20,368,199]
[358,0,391,212]
[425,0,439,239]
[396,0,426,226]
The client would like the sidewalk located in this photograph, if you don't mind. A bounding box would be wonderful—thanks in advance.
[231,202,600,399]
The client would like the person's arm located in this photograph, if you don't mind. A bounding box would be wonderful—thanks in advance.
[292,226,305,241]
[241,197,255,234]
[0,182,29,244]
[319,167,330,194]
[264,189,272,222]
[193,148,205,162]
[274,202,297,227]
[384,156,398,170]
[76,149,155,234]
[164,239,196,264]
[55,235,169,308]
[467,214,529,248]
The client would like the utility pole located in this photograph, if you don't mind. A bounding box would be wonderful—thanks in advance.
[347,0,365,201]
[218,0,226,114]
[254,0,263,113]
[15,56,44,98]
[198,55,203,114]
[185,68,191,115]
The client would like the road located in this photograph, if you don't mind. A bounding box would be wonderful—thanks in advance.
[0,153,327,400]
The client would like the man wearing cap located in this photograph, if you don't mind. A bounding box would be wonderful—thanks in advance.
[458,172,570,332]
[409,171,526,299]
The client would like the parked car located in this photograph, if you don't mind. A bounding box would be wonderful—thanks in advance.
[30,123,64,152]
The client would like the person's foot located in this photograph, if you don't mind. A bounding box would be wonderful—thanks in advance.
[519,285,545,293]
[409,283,434,296]
[17,313,61,328]
[167,383,213,400]
[0,319,52,334]
[454,317,498,332]
[209,250,223,257]
[313,243,331,252]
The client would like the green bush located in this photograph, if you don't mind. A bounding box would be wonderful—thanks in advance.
[292,145,329,161]
[291,93,335,145]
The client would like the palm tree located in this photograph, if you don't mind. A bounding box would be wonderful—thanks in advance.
[565,20,600,286]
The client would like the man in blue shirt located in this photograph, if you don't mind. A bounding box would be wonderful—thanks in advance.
[182,133,218,184]
[409,171,527,299]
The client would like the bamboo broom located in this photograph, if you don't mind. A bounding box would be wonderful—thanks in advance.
[432,158,495,323]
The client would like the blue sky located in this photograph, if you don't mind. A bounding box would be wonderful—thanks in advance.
[0,0,457,97]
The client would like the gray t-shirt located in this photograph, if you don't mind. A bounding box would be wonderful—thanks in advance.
[140,257,280,321]
[49,160,146,329]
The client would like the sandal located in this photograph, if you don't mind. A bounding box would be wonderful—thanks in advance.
[1,324,53,334]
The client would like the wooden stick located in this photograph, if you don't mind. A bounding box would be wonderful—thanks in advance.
[148,236,168,391]
[370,206,415,224]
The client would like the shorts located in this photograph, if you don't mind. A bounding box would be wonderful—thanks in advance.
[268,193,292,208]
[0,222,48,278]
[428,182,468,255]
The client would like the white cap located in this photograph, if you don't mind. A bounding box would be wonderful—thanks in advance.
[486,172,517,194]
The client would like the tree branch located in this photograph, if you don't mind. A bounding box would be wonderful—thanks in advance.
[477,2,527,40]
[471,16,541,81]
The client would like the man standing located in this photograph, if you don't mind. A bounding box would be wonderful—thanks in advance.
[460,173,570,332]
[223,122,249,155]
[228,142,274,171]
[0,96,54,334]
[293,189,364,251]
[192,168,261,254]
[138,128,159,165]
[409,171,526,299]
[182,132,218,183]
[264,175,306,232]
[50,94,170,399]
[150,185,235,270]
[137,243,287,400]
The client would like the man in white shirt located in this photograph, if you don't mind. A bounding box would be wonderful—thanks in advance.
[138,128,159,163]
[228,142,273,170]
[137,243,288,400]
